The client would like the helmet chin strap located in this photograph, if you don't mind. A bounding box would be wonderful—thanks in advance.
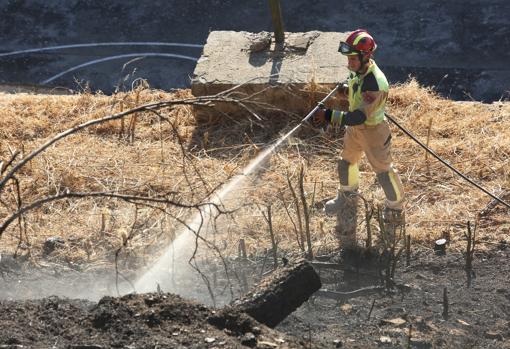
[356,53,370,74]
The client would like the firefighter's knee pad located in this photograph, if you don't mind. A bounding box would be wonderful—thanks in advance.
[338,159,359,191]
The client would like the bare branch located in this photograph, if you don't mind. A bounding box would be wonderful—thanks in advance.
[0,190,228,237]
[12,176,30,257]
[115,205,139,296]
[0,149,20,175]
[298,164,313,260]
[286,170,305,250]
[0,95,242,194]
[146,108,212,195]
[278,191,304,251]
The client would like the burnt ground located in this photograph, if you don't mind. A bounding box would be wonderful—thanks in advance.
[278,246,510,348]
[0,260,315,349]
[0,292,300,349]
[1,243,509,348]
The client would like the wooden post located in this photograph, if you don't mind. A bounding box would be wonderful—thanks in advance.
[268,0,285,44]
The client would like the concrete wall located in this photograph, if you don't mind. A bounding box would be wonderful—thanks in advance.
[191,31,349,120]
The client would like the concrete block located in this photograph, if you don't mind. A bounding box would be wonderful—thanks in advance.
[191,31,349,121]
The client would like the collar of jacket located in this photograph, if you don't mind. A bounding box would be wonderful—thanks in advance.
[351,59,375,78]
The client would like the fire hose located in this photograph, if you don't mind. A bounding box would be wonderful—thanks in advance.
[293,83,510,211]
[384,112,510,210]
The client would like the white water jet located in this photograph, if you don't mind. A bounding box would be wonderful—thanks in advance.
[134,84,340,298]
[134,142,277,295]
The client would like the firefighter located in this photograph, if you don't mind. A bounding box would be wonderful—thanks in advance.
[314,29,405,251]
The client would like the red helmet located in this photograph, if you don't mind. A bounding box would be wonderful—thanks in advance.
[339,29,377,60]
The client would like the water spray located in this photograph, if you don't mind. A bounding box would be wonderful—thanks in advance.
[135,83,342,295]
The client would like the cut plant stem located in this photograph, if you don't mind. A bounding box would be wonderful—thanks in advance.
[442,287,449,320]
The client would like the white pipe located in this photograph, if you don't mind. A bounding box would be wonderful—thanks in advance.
[41,53,199,85]
[0,42,203,58]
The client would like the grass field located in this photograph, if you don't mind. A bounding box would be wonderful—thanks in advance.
[0,80,508,270]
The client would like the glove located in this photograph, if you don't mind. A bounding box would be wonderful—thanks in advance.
[312,108,327,127]
[337,82,349,99]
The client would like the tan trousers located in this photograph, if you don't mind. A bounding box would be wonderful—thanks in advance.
[340,121,405,210]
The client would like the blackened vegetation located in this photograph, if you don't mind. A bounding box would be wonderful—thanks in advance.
[279,246,510,348]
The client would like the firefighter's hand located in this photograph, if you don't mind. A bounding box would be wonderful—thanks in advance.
[312,108,327,127]
[337,83,349,99]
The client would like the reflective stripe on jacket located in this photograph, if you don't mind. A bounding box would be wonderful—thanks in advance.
[347,60,388,126]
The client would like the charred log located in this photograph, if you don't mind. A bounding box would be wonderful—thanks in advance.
[213,259,321,328]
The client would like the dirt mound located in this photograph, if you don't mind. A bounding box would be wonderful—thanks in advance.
[0,292,307,348]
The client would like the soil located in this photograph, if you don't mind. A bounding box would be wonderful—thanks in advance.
[278,246,510,348]
[1,243,509,348]
[0,292,301,349]
[0,258,316,349]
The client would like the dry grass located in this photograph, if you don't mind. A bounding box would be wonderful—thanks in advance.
[0,80,508,270]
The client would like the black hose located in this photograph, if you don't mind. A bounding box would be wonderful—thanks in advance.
[385,113,510,210]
